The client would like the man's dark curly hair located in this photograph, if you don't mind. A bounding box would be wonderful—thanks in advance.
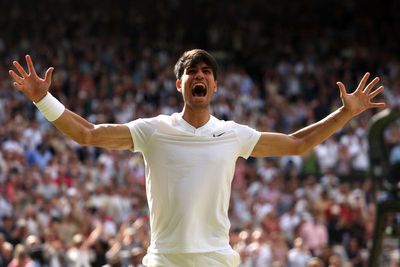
[174,49,218,80]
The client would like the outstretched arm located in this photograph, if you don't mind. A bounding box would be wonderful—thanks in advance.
[9,55,133,150]
[251,72,386,157]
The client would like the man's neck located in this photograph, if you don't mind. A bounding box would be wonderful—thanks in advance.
[181,106,211,128]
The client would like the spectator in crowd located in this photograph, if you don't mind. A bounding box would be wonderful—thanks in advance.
[0,241,13,267]
[287,237,312,267]
[24,235,46,267]
[307,257,324,267]
[7,244,34,267]
[299,211,328,257]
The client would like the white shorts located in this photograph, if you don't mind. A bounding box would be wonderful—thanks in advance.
[142,249,241,267]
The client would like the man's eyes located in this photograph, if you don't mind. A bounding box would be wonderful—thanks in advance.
[186,69,212,74]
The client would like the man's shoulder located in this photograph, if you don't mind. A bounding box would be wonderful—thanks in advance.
[211,116,234,126]
[213,117,254,131]
[133,114,174,124]
[125,114,174,135]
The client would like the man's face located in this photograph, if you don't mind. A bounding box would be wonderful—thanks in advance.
[176,62,217,109]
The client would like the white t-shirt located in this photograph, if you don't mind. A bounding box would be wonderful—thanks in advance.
[126,113,261,253]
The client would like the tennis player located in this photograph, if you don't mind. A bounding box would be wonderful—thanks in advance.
[9,49,385,267]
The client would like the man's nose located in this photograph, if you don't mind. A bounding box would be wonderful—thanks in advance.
[194,70,205,79]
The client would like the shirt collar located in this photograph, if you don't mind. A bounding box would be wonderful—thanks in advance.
[174,112,218,136]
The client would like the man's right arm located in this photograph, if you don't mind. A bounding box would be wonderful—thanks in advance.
[9,55,134,151]
[53,109,133,150]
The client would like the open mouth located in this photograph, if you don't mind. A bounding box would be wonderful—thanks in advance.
[192,84,207,97]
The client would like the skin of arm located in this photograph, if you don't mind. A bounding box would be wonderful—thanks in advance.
[53,110,133,150]
[251,73,386,157]
[251,107,352,157]
[9,55,133,150]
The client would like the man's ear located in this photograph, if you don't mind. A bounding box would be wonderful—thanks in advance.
[176,79,182,92]
[214,81,218,92]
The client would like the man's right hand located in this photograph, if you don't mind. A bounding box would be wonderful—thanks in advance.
[8,54,133,151]
[9,55,54,103]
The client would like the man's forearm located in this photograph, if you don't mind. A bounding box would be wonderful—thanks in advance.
[290,106,353,153]
[53,109,95,145]
[33,92,94,145]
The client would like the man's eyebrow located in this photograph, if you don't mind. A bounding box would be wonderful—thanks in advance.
[185,65,212,72]
[186,63,211,68]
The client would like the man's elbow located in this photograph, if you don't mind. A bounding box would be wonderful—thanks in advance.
[293,138,311,156]
[76,130,93,146]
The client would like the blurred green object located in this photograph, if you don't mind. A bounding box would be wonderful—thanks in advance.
[367,108,400,267]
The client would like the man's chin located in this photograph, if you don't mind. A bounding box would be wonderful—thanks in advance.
[188,98,210,109]
[191,96,207,102]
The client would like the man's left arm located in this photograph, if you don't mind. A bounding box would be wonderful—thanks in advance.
[251,72,386,157]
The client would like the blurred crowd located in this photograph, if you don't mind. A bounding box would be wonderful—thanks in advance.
[0,0,400,266]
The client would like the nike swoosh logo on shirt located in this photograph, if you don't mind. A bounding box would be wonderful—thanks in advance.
[213,132,225,137]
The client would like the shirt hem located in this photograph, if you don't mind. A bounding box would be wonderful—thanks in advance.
[147,244,232,254]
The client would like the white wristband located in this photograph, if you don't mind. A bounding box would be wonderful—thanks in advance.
[33,93,65,121]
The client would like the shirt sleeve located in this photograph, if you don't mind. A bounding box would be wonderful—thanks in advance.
[124,118,155,153]
[234,123,261,159]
